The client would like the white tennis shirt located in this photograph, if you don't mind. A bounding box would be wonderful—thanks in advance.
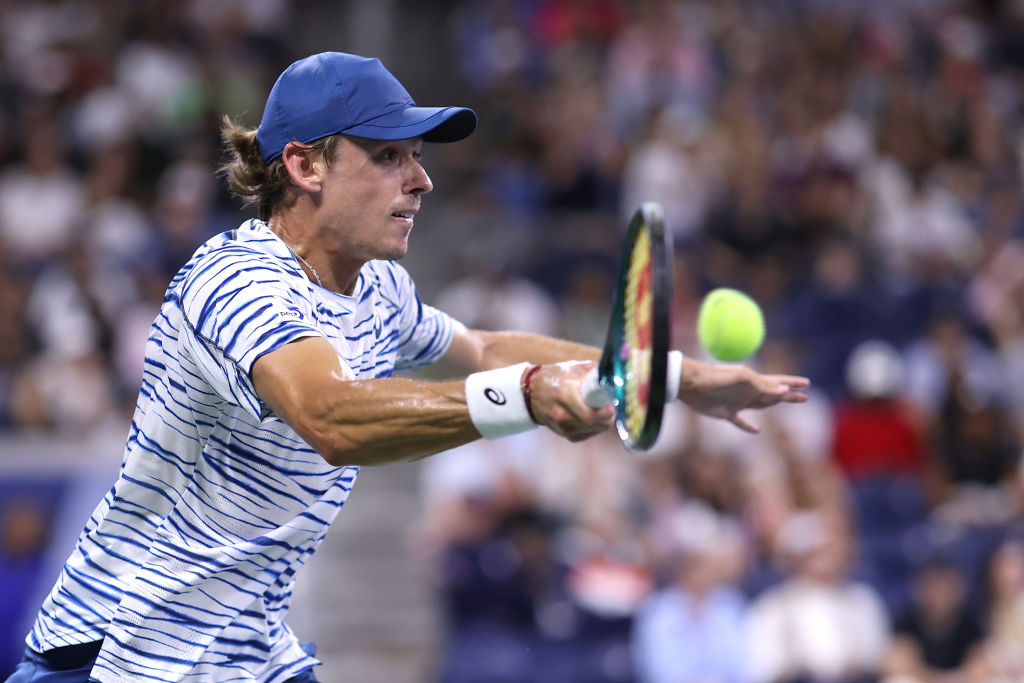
[27,218,454,682]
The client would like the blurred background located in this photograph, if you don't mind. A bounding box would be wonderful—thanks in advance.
[3,0,1024,681]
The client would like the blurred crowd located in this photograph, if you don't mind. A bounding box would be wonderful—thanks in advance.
[3,0,1024,681]
[0,0,295,436]
[418,0,1024,681]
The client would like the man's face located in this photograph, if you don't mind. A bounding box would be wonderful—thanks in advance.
[316,135,432,263]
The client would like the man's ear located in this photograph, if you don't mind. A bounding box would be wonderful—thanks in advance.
[280,142,324,193]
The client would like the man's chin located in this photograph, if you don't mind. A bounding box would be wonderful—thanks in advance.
[377,244,408,261]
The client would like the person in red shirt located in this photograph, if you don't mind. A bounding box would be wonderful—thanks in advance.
[832,339,926,481]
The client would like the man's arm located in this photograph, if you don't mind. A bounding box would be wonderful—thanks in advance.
[443,324,810,434]
[442,322,600,370]
[251,334,611,468]
[252,324,809,468]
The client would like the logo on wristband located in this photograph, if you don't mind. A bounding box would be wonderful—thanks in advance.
[484,388,507,405]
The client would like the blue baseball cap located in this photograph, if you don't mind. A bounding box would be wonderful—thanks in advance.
[256,52,477,162]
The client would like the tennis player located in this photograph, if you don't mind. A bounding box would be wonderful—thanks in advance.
[8,52,808,683]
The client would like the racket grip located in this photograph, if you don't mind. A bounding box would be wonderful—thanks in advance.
[581,368,610,408]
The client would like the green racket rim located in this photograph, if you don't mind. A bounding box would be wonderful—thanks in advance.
[598,202,673,450]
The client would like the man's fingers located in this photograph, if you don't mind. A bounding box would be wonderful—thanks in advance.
[763,374,810,389]
[531,361,615,441]
[561,403,614,437]
[730,413,759,434]
[579,403,615,425]
[552,415,612,441]
[758,375,810,404]
[561,374,614,426]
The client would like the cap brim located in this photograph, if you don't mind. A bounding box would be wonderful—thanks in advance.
[343,106,477,143]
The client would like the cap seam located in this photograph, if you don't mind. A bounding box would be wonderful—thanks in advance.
[346,102,427,129]
[335,73,352,138]
[350,109,455,130]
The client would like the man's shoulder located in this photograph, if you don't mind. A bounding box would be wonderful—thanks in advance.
[198,219,286,262]
[176,220,292,285]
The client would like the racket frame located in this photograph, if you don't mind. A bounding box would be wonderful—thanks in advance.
[597,202,673,450]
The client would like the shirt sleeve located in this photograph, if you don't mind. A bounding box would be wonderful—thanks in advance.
[384,262,454,371]
[177,245,324,420]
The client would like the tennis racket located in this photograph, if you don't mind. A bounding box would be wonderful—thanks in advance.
[579,202,673,450]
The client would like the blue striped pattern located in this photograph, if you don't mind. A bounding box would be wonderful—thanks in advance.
[27,219,453,682]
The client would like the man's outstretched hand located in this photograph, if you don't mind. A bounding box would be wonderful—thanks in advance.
[677,358,810,433]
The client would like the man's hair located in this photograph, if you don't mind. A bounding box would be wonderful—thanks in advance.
[219,116,343,220]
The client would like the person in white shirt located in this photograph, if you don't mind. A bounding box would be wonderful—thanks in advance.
[748,512,890,683]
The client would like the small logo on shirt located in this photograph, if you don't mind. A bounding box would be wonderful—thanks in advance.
[484,388,506,405]
[281,309,302,320]
[373,310,383,339]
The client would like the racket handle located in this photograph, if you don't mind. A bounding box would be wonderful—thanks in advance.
[581,367,610,408]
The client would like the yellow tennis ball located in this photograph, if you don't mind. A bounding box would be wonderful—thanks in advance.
[697,288,765,361]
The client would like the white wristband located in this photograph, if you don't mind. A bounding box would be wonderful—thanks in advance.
[666,350,683,403]
[465,362,537,439]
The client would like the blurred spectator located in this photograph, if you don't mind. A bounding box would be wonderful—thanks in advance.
[832,339,925,482]
[421,428,650,683]
[819,340,931,615]
[418,430,546,542]
[604,0,716,138]
[981,537,1024,678]
[904,304,1007,423]
[620,103,721,244]
[151,157,230,273]
[114,27,201,139]
[548,508,649,683]
[969,238,1024,444]
[10,349,117,434]
[449,0,545,95]
[747,511,890,683]
[925,355,1021,529]
[0,263,36,430]
[865,96,982,287]
[882,556,988,681]
[783,236,889,396]
[703,157,787,276]
[435,258,561,337]
[535,63,620,215]
[432,502,553,683]
[80,143,153,273]
[633,506,751,683]
[0,498,50,677]
[0,110,85,263]
[530,0,623,52]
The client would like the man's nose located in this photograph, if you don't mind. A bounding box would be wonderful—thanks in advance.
[407,161,432,195]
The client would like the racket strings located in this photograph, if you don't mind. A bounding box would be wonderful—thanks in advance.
[623,228,654,438]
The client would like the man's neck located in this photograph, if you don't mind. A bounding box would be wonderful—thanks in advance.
[267,211,363,295]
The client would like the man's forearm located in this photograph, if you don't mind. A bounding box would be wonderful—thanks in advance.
[296,377,482,466]
[254,336,609,468]
[473,330,600,370]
